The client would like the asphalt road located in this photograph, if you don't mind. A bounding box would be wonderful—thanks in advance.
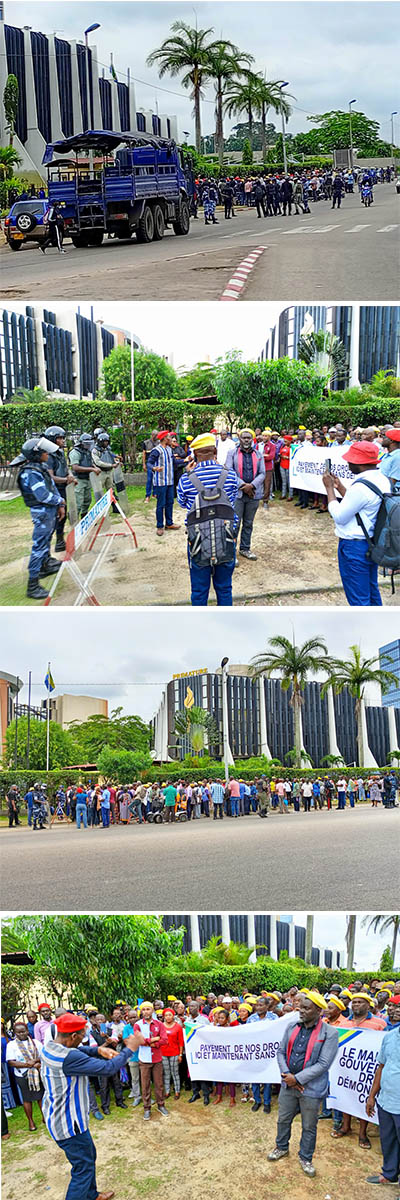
[1,806,398,912]
[1,185,398,301]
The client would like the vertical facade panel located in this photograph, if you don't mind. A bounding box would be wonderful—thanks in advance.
[55,38,73,138]
[4,26,27,143]
[30,31,51,143]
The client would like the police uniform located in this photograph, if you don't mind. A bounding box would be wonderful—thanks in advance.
[90,437,128,513]
[69,442,93,519]
[17,459,62,589]
[46,445,69,549]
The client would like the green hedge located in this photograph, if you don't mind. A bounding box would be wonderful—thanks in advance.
[0,398,224,465]
[199,158,332,179]
[299,395,400,429]
[0,770,99,806]
[155,961,400,998]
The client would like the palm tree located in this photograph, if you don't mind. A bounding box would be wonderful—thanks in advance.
[147,21,221,153]
[224,70,264,150]
[322,645,397,768]
[174,705,219,756]
[250,634,328,768]
[254,76,292,162]
[207,41,254,166]
[362,914,400,966]
[297,329,348,387]
[0,145,22,177]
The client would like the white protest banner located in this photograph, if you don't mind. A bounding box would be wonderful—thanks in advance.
[325,1025,382,1125]
[184,1013,296,1084]
[289,443,355,496]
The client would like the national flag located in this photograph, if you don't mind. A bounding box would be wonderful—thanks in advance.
[44,669,55,693]
[184,686,194,710]
[110,63,118,83]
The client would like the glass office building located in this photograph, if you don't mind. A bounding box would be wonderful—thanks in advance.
[259,305,400,389]
[380,640,400,708]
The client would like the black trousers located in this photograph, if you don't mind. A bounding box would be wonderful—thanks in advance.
[282,200,292,215]
[192,1080,212,1099]
[255,200,265,217]
[99,1070,123,1111]
[224,200,232,218]
[213,805,223,819]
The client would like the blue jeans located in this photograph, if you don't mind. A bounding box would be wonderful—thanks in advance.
[377,1102,400,1182]
[253,1082,271,1107]
[338,538,382,606]
[56,1128,97,1200]
[27,799,33,827]
[276,1088,321,1163]
[188,545,235,606]
[146,464,154,498]
[101,804,110,827]
[29,506,57,579]
[231,796,239,817]
[155,483,174,530]
[76,803,87,829]
[128,799,142,823]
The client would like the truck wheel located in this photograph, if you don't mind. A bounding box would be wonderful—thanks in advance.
[85,230,104,247]
[71,233,89,248]
[136,205,154,243]
[173,199,190,236]
[9,240,22,251]
[153,204,165,240]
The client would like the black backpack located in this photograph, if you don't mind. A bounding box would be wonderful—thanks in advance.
[186,466,236,568]
[355,478,400,592]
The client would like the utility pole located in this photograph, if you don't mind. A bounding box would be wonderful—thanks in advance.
[305,914,314,964]
[346,915,357,970]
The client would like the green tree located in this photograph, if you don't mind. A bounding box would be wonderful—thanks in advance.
[321,646,397,768]
[96,747,153,782]
[133,350,181,401]
[178,361,217,398]
[307,110,391,156]
[380,946,394,974]
[67,708,150,762]
[250,635,328,768]
[3,717,75,771]
[224,71,264,148]
[207,41,254,167]
[169,936,260,973]
[254,78,292,162]
[3,74,19,146]
[363,914,400,966]
[174,705,219,756]
[147,21,221,154]
[297,329,349,387]
[214,354,325,430]
[242,137,253,165]
[8,916,185,1011]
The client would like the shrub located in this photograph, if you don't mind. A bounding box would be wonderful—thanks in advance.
[155,961,400,999]
[299,393,400,429]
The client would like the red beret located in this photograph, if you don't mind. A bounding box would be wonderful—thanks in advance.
[343,441,379,465]
[386,428,400,443]
[157,430,170,441]
[163,1008,174,1016]
[56,1013,87,1033]
[38,1002,51,1011]
[389,995,400,1005]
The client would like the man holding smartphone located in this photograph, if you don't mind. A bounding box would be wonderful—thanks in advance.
[323,441,390,605]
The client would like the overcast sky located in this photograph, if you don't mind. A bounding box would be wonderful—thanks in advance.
[2,607,398,719]
[286,913,398,971]
[7,1,399,144]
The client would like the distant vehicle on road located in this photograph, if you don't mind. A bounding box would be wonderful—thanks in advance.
[4,198,53,251]
[42,129,193,248]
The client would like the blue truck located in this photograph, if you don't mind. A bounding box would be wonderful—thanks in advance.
[42,130,194,247]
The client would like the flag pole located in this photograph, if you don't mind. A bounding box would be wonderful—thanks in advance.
[26,670,32,770]
[46,661,51,772]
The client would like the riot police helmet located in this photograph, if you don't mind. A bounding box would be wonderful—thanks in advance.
[44,425,66,442]
[10,436,59,467]
[93,426,106,439]
[96,432,110,447]
[78,433,93,448]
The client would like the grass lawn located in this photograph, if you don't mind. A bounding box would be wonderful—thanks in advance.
[2,1087,384,1200]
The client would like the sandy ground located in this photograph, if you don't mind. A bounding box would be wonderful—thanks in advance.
[2,1093,383,1200]
[1,493,398,606]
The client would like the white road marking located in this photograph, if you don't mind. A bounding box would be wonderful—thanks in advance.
[377,224,398,232]
[344,224,371,233]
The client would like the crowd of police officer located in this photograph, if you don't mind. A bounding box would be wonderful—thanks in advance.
[11,426,127,600]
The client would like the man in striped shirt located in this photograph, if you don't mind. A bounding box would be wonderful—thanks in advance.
[41,1011,143,1200]
[147,431,180,536]
[177,432,239,606]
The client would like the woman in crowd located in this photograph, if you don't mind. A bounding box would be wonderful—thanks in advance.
[5,1021,44,1132]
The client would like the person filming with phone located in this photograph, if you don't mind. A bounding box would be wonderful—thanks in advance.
[322,440,391,606]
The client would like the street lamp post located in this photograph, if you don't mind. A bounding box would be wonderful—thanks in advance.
[391,112,398,165]
[280,82,289,174]
[84,23,101,133]
[349,99,356,169]
[220,657,231,785]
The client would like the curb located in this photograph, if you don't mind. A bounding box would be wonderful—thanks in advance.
[220,247,265,300]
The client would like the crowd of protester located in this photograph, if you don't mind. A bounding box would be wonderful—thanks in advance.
[2,981,400,1187]
[5,769,399,829]
[192,165,396,221]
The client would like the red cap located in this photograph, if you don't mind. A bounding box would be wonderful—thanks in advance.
[163,1008,174,1016]
[157,430,170,441]
[56,1013,87,1033]
[386,428,400,443]
[342,441,379,465]
[389,995,400,1006]
[38,1002,51,1011]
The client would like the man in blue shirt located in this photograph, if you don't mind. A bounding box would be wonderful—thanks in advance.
[177,432,239,606]
[366,996,400,1186]
[41,1011,143,1200]
[147,431,180,536]
[248,996,278,1113]
[101,787,111,829]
